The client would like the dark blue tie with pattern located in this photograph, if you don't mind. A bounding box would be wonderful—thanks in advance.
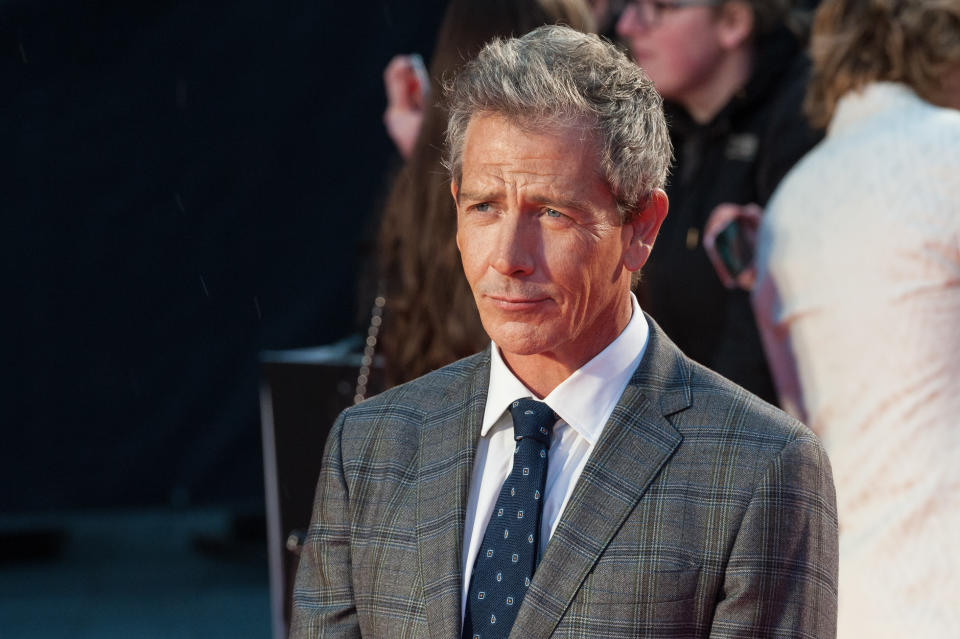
[462,398,557,639]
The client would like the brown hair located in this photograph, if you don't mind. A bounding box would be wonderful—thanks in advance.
[377,0,594,386]
[805,0,960,128]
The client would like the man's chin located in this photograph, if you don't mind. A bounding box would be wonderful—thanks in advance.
[486,324,556,359]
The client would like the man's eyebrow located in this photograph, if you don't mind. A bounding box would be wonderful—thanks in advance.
[528,193,591,212]
[456,189,497,203]
[457,189,593,212]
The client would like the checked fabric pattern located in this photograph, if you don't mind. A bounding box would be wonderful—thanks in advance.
[290,323,839,639]
[462,398,557,639]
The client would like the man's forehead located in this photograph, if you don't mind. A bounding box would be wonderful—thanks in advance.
[456,122,620,218]
[459,113,606,185]
[460,163,583,187]
[463,111,597,146]
[457,162,610,210]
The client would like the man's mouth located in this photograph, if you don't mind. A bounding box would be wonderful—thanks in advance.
[485,294,550,310]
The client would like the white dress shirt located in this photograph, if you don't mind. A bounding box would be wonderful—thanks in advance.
[460,293,649,617]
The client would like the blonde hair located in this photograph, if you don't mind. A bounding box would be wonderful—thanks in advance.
[805,0,960,128]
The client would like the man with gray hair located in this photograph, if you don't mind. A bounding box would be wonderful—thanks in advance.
[291,25,837,639]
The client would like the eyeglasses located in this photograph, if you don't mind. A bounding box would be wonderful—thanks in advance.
[617,0,724,27]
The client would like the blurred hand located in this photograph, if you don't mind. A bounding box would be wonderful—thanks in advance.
[383,54,428,159]
[702,202,762,290]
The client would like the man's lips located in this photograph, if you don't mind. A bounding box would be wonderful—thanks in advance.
[484,294,550,310]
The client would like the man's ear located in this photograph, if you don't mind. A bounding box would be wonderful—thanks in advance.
[716,1,754,50]
[451,180,462,251]
[623,188,668,273]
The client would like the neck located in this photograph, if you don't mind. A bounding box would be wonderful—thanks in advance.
[500,294,634,398]
[682,45,753,124]
[501,355,579,400]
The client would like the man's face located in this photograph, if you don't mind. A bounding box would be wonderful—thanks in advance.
[453,114,664,369]
[615,2,726,104]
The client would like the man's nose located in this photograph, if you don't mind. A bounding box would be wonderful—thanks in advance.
[490,215,536,277]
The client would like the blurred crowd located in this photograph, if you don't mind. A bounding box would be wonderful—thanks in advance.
[363,0,960,635]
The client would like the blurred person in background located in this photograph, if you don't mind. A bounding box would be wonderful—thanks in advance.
[750,0,960,635]
[584,0,623,37]
[368,0,594,392]
[615,0,821,405]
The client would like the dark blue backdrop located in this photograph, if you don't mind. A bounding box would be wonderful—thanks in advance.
[3,0,447,512]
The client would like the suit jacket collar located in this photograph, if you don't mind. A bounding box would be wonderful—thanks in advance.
[415,316,693,639]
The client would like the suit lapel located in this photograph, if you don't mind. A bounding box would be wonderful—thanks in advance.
[510,318,692,638]
[417,351,490,639]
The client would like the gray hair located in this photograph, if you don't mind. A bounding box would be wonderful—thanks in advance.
[443,24,672,221]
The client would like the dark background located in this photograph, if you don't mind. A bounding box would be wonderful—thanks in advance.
[3,0,448,513]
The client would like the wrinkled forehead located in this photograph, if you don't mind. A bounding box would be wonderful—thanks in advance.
[457,110,603,178]
[456,113,619,218]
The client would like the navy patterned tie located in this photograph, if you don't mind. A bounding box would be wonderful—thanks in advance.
[462,398,557,639]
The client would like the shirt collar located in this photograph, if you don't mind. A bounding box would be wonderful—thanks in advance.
[482,293,649,444]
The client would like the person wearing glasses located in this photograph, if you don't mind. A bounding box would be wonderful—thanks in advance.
[616,0,820,410]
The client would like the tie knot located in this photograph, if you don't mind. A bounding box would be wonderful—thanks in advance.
[509,398,556,446]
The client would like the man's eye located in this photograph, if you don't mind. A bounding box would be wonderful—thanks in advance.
[544,208,564,218]
[473,202,491,212]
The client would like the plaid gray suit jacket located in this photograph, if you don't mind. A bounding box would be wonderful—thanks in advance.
[290,316,838,638]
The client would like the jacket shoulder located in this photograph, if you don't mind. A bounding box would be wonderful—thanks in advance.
[342,349,489,422]
[638,318,817,458]
[682,354,820,457]
[324,350,488,469]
